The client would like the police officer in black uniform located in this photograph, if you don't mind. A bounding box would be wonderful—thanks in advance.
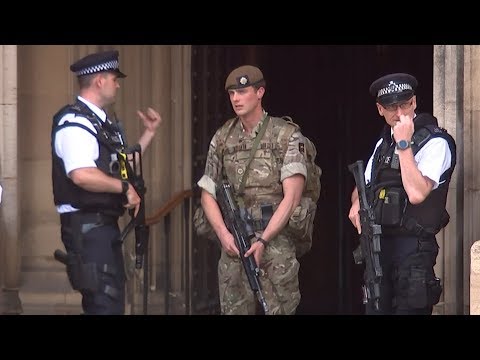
[51,50,162,315]
[348,73,456,315]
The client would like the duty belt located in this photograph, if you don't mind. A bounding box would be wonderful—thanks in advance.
[60,211,118,228]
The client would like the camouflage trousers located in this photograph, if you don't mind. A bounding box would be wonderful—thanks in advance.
[218,233,300,315]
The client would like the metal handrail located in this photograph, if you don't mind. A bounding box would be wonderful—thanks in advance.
[146,189,193,225]
[144,189,193,314]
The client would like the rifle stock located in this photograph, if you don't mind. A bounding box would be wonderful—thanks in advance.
[216,181,269,314]
[348,160,382,311]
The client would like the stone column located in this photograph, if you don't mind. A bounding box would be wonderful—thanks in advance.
[463,46,480,314]
[0,45,21,312]
[434,45,480,314]
[434,45,464,314]
[170,45,192,303]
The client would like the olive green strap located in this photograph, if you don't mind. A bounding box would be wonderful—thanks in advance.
[220,118,239,180]
[238,113,270,196]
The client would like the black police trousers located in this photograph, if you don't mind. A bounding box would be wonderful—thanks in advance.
[365,234,442,315]
[60,211,126,315]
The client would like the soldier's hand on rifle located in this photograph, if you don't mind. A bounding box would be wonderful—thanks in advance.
[244,240,265,268]
[137,107,162,134]
[124,182,141,217]
[349,199,362,234]
[218,228,240,257]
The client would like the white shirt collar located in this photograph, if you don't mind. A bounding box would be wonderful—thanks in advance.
[77,96,107,122]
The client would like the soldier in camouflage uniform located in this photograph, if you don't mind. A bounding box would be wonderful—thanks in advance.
[197,65,307,315]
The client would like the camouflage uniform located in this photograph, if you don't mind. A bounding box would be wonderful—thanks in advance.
[198,115,307,314]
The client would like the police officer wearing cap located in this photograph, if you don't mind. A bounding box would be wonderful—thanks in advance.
[348,73,456,315]
[196,65,309,315]
[51,50,162,314]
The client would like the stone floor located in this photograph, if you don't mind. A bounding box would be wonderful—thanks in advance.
[3,267,184,315]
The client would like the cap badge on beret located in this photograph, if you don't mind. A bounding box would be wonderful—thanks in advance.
[225,65,264,90]
[377,80,413,97]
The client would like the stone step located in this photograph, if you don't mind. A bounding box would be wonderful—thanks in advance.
[17,258,191,315]
[19,268,83,315]
[19,288,83,315]
[0,289,23,315]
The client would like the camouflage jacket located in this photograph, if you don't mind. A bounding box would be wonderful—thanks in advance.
[197,114,307,216]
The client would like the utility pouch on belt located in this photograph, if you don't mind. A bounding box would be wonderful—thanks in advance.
[55,212,117,293]
[397,249,442,309]
[193,206,220,244]
[71,216,100,292]
[407,267,442,308]
[374,187,407,226]
[245,204,274,232]
[65,254,99,292]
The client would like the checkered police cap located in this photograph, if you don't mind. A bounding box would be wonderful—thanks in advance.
[70,50,127,78]
[369,73,417,106]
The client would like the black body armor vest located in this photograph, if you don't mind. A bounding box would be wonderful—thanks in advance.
[369,113,456,236]
[51,100,126,216]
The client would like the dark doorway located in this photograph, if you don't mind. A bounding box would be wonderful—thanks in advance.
[191,45,433,314]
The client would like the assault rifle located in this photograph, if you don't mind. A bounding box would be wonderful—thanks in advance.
[348,160,382,310]
[216,180,269,314]
[119,143,150,315]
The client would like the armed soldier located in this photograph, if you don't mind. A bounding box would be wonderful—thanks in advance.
[51,50,162,315]
[348,73,456,315]
[197,65,311,315]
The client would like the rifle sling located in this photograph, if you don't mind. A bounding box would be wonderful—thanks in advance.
[237,113,270,196]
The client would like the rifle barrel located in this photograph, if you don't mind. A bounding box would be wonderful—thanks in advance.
[217,181,270,314]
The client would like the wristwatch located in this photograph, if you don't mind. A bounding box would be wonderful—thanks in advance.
[396,139,412,150]
[257,237,268,247]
